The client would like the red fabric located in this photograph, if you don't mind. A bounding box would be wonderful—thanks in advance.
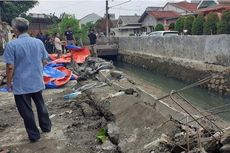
[148,11,180,19]
[54,66,72,86]
[43,66,72,87]
[71,48,91,64]
[49,47,91,64]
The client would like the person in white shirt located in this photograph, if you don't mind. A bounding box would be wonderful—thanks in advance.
[53,33,63,58]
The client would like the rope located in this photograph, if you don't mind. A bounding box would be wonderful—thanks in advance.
[156,73,220,101]
[169,91,219,141]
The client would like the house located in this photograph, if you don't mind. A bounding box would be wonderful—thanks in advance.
[138,11,180,32]
[218,0,230,6]
[111,15,141,37]
[197,0,217,9]
[197,0,230,17]
[145,7,163,11]
[27,13,56,35]
[163,1,199,15]
[197,5,230,16]
[79,13,101,26]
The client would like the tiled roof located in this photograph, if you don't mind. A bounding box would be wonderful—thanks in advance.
[197,4,230,12]
[119,16,141,25]
[170,1,199,11]
[148,11,180,19]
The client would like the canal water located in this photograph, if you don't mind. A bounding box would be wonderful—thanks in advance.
[115,62,230,121]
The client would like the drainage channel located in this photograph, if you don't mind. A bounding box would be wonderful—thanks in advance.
[114,61,230,121]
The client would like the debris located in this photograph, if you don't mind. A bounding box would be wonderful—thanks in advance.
[63,91,82,100]
[0,149,10,153]
[81,102,97,117]
[101,140,117,151]
[49,114,56,119]
[110,70,123,79]
[220,143,230,153]
[107,122,120,145]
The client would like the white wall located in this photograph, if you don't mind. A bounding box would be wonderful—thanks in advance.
[119,35,230,66]
[111,28,135,37]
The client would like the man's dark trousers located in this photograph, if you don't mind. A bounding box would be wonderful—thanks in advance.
[14,91,51,141]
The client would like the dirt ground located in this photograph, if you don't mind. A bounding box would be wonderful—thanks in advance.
[0,81,107,153]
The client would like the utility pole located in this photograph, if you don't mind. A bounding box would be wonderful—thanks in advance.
[106,0,109,37]
[105,0,131,37]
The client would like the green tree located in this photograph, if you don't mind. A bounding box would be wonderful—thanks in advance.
[175,17,185,34]
[0,1,38,23]
[155,23,164,31]
[49,13,81,41]
[81,22,96,42]
[192,15,205,35]
[169,23,175,30]
[203,12,219,35]
[217,21,228,34]
[222,10,230,34]
[184,15,195,35]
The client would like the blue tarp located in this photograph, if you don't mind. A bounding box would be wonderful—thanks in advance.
[66,45,81,50]
[0,86,8,92]
[43,66,65,79]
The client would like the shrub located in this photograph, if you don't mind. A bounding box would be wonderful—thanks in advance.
[169,23,175,30]
[184,15,195,34]
[155,24,164,31]
[203,12,219,35]
[175,17,185,34]
[192,15,205,35]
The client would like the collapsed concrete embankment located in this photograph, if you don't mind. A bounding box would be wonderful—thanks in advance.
[118,35,230,95]
[70,57,230,152]
[1,57,230,153]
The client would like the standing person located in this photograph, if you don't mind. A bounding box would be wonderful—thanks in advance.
[53,33,63,58]
[3,17,51,142]
[88,30,97,57]
[64,26,75,45]
[44,34,54,54]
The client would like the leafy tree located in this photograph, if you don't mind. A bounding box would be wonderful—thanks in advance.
[169,23,175,30]
[81,22,96,41]
[48,13,81,41]
[155,23,164,31]
[0,1,38,23]
[192,15,205,35]
[184,15,195,35]
[203,12,219,35]
[175,17,185,34]
[222,10,230,34]
[217,21,228,34]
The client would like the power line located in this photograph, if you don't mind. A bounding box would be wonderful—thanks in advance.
[109,0,132,8]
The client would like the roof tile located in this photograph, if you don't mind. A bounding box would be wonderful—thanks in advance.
[148,11,180,19]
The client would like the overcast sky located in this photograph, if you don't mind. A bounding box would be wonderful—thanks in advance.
[28,0,186,19]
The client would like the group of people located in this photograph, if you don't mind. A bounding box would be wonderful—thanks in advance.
[34,26,75,58]
[34,27,97,58]
[2,17,99,143]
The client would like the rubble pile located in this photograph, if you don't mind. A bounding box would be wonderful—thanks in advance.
[147,118,230,153]
[70,57,230,153]
[71,57,114,81]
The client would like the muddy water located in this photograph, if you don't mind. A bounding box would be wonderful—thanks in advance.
[115,62,230,121]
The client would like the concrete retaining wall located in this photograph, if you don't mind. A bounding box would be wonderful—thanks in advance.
[119,35,230,66]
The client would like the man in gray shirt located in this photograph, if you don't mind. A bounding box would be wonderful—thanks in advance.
[3,17,51,142]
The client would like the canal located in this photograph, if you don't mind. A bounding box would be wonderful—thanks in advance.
[115,62,230,121]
